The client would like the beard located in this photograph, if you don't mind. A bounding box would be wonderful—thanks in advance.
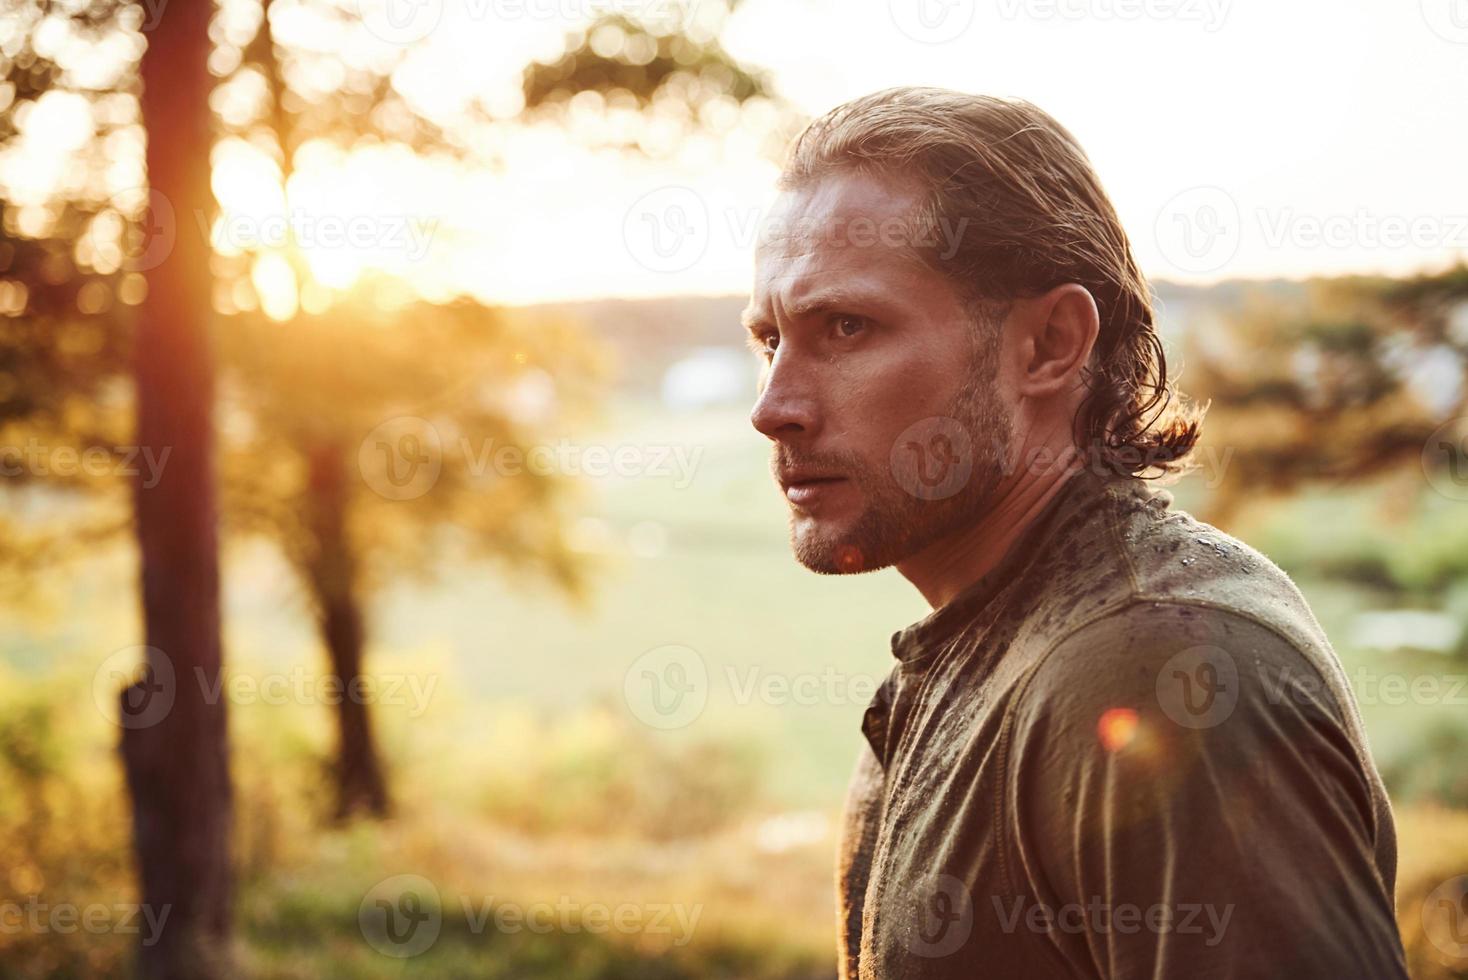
[777,343,1014,575]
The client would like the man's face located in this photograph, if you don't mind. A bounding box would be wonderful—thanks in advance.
[745,170,1015,574]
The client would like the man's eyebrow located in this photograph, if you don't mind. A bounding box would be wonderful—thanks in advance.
[740,285,889,334]
[739,306,768,332]
[784,287,882,320]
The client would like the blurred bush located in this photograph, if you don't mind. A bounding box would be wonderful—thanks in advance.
[1397,807,1468,980]
[472,704,764,841]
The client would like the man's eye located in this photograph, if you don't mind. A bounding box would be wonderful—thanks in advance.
[832,314,869,338]
[753,332,779,357]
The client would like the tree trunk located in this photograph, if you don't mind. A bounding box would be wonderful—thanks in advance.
[122,1,233,977]
[305,440,390,819]
[254,0,387,820]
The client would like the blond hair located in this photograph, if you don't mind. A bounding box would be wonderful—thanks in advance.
[780,86,1202,477]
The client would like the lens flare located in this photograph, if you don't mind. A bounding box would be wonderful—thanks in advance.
[1097,707,1139,753]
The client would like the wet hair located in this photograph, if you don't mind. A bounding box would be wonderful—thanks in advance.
[780,86,1203,477]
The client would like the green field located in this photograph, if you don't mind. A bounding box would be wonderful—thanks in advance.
[4,399,1467,977]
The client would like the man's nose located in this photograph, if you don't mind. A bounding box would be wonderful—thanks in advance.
[750,355,819,441]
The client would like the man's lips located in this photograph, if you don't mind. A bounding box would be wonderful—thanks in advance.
[779,473,849,507]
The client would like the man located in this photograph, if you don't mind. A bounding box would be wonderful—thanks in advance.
[744,87,1407,979]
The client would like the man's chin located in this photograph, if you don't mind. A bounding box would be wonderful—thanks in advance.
[790,520,895,576]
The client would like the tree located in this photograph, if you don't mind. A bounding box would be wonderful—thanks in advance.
[3,3,798,941]
[124,0,234,976]
[1186,266,1468,526]
[215,293,601,817]
[1,3,233,969]
[202,0,794,817]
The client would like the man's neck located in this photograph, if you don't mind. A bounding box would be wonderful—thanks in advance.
[896,453,1084,610]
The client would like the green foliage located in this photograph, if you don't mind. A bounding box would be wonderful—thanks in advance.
[215,292,604,603]
[472,704,764,840]
[0,698,60,786]
[1248,481,1468,601]
[0,1,139,433]
[1383,721,1468,809]
[1186,267,1468,524]
[1395,807,1468,980]
[0,682,824,979]
[521,1,801,159]
[524,9,771,110]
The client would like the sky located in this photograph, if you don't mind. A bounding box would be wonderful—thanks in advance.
[366,0,1468,304]
[8,0,1468,308]
[722,0,1468,288]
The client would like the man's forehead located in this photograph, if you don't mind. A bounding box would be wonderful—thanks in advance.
[757,171,928,257]
[746,173,938,318]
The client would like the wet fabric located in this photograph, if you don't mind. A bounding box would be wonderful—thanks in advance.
[837,467,1407,979]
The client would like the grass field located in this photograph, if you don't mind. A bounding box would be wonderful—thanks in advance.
[3,399,1467,977]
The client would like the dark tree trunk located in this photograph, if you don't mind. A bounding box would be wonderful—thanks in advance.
[305,440,390,819]
[122,2,233,977]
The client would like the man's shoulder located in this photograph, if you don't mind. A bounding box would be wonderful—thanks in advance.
[1008,476,1369,738]
[1105,481,1320,633]
[980,478,1345,728]
[1005,594,1385,845]
[1031,476,1334,666]
[1022,597,1341,724]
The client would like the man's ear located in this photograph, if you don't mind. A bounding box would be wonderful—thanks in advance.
[1011,283,1100,399]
